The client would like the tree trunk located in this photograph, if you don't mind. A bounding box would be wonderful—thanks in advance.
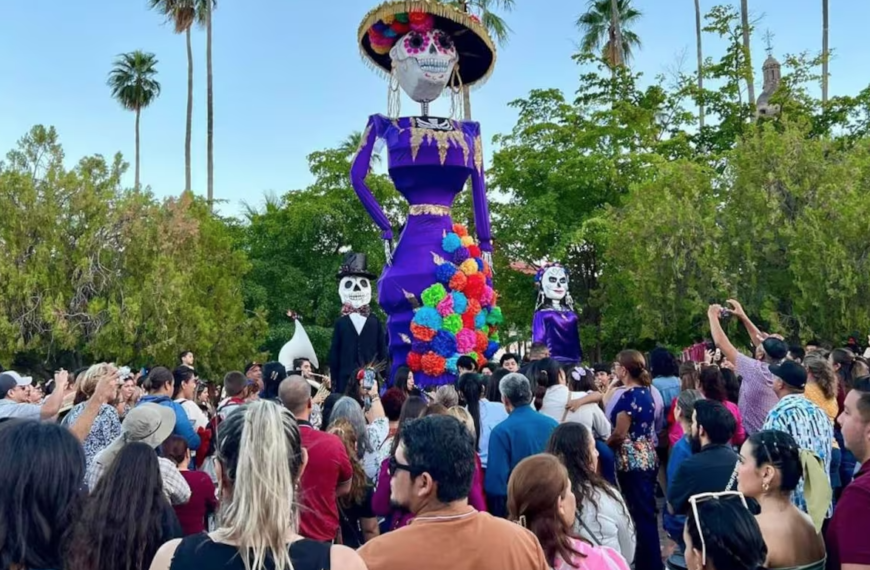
[610,0,623,67]
[135,107,141,190]
[822,0,829,104]
[740,0,756,108]
[206,2,214,209]
[185,26,193,193]
[695,0,705,129]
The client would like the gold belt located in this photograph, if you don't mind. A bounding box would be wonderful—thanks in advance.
[409,204,451,216]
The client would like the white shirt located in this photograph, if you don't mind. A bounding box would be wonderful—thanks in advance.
[540,385,612,438]
[479,399,509,468]
[574,488,636,563]
[175,398,208,431]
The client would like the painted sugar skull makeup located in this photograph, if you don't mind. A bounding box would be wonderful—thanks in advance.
[390,28,458,104]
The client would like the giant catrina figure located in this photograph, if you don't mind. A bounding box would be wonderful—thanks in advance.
[352,1,503,388]
[533,263,583,365]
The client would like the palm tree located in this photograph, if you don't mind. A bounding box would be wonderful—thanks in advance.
[340,131,382,167]
[108,51,161,190]
[694,0,704,128]
[740,0,756,107]
[196,0,217,208]
[108,50,160,190]
[822,0,829,104]
[150,0,195,193]
[442,0,515,120]
[577,0,643,68]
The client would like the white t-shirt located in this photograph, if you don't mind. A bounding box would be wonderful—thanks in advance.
[175,398,208,431]
[539,385,612,438]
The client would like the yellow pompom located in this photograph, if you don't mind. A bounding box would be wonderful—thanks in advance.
[460,259,479,276]
[370,42,392,55]
[460,235,474,247]
[381,14,395,24]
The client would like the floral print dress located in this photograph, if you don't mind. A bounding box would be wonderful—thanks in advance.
[609,387,658,473]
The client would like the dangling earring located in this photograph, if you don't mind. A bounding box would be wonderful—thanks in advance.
[388,62,401,119]
[762,480,770,493]
[535,290,545,310]
[449,65,463,119]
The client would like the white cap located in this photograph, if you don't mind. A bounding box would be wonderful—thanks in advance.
[0,371,33,386]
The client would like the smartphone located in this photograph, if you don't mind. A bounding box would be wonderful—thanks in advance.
[363,372,375,391]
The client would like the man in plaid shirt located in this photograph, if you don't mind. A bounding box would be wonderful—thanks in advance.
[86,403,191,505]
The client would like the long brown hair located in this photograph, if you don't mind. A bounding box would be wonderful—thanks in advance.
[617,350,652,387]
[679,361,700,392]
[508,454,582,567]
[805,352,839,400]
[327,419,367,507]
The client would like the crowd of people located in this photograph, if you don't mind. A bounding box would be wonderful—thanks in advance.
[1,300,870,570]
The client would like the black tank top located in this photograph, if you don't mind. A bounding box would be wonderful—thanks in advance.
[169,533,331,570]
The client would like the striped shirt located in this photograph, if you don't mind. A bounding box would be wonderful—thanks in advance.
[763,394,833,515]
[736,354,780,435]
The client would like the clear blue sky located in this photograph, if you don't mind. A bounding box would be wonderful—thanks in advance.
[1,1,866,217]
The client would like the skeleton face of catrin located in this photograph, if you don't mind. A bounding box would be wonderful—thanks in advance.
[541,267,569,302]
[390,29,458,104]
[339,276,372,309]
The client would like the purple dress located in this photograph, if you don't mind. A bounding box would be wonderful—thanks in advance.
[532,306,583,364]
[350,115,493,388]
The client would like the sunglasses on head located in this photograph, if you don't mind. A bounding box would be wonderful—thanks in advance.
[689,491,749,567]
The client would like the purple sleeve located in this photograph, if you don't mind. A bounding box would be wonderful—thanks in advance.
[371,457,393,517]
[532,311,547,345]
[467,122,492,251]
[349,114,393,240]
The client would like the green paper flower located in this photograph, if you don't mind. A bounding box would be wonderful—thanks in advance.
[395,12,409,23]
[443,314,463,334]
[421,283,448,308]
[467,351,479,361]
[486,307,504,325]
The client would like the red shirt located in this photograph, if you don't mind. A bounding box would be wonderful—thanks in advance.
[173,470,218,536]
[826,461,870,570]
[298,422,353,542]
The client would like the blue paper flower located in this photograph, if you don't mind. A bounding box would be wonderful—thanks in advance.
[484,341,500,359]
[383,27,397,37]
[435,262,458,285]
[445,356,459,374]
[485,276,493,288]
[453,247,470,264]
[412,307,443,330]
[432,330,458,358]
[442,233,462,253]
[411,340,431,354]
[475,258,484,271]
[450,292,468,314]
[474,312,487,330]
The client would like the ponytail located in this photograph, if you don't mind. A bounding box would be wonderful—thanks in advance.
[458,373,483,447]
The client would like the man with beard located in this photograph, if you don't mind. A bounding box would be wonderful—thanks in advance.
[667,399,740,516]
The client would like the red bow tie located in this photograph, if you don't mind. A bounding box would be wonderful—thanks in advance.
[342,304,371,317]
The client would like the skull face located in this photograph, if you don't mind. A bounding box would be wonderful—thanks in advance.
[339,276,372,309]
[541,266,569,302]
[390,29,458,104]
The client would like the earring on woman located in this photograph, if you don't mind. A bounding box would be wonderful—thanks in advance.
[762,480,770,493]
[388,62,401,119]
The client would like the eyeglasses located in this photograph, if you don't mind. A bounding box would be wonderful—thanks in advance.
[388,456,423,478]
[689,491,748,567]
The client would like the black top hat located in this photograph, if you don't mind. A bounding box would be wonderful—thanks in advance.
[337,253,377,280]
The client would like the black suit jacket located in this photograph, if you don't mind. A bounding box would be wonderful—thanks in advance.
[328,314,389,394]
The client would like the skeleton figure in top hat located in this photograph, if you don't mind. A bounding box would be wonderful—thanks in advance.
[328,253,389,394]
[533,263,583,365]
[351,1,503,388]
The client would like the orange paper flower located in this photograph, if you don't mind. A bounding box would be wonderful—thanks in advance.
[410,323,437,342]
[421,352,446,376]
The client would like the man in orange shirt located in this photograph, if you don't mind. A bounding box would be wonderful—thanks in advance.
[359,415,547,570]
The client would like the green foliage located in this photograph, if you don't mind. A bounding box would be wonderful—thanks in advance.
[107,51,161,112]
[576,0,643,67]
[0,126,264,378]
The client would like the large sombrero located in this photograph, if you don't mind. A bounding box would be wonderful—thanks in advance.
[358,0,497,88]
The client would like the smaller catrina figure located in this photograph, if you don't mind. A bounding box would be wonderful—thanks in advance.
[328,253,389,394]
[532,263,583,365]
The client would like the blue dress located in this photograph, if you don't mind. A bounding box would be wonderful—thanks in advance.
[609,386,658,472]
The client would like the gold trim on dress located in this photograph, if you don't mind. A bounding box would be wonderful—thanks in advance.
[408,127,470,164]
[409,204,451,216]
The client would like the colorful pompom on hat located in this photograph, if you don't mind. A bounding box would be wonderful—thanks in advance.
[358,0,497,87]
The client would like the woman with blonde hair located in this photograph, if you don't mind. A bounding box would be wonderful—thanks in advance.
[64,363,121,469]
[149,400,365,570]
[508,454,630,570]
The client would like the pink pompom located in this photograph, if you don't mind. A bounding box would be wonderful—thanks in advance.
[456,329,477,353]
[436,295,455,317]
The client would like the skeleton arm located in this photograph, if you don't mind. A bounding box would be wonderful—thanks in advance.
[350,115,394,259]
[469,123,493,258]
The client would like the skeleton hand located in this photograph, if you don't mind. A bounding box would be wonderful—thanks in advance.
[482,251,494,274]
[384,239,394,265]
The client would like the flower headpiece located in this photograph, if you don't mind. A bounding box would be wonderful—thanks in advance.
[534,263,569,285]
